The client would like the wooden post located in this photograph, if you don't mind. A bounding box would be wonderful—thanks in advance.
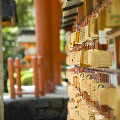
[78,5,84,23]
[34,0,54,92]
[32,56,39,98]
[50,0,61,85]
[50,0,66,85]
[8,58,15,99]
[37,56,45,95]
[15,57,22,97]
[37,56,41,93]
[95,40,108,50]
[84,0,86,17]
[115,36,120,85]
[0,0,4,119]
[115,36,120,68]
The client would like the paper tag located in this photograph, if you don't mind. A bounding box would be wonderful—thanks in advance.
[99,30,107,44]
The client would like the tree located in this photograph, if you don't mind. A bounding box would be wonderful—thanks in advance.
[2,27,18,92]
[16,0,35,28]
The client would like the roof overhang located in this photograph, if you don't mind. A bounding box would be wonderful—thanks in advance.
[62,0,83,29]
[2,0,17,26]
[17,30,36,43]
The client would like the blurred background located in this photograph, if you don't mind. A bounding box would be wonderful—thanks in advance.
[2,0,67,93]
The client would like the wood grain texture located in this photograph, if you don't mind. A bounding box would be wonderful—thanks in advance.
[0,0,4,119]
[115,36,120,85]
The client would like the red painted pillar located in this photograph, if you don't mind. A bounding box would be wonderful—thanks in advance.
[50,0,61,85]
[8,58,15,99]
[34,0,54,93]
[32,56,39,98]
[37,56,45,95]
[15,57,22,97]
[50,0,66,85]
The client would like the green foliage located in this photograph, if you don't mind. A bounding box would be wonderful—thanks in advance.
[2,27,19,53]
[2,27,19,92]
[16,0,35,28]
[21,69,31,76]
[7,79,10,94]
[20,69,33,86]
[60,29,66,52]
[61,61,66,81]
[21,72,33,86]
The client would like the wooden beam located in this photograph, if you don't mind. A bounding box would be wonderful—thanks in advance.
[2,14,17,27]
[78,5,84,23]
[2,21,12,26]
[114,36,120,85]
[107,29,120,40]
[0,0,4,119]
[115,36,120,68]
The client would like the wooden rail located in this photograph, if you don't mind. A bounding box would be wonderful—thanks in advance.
[8,56,43,99]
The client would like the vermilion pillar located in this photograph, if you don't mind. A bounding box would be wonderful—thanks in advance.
[8,58,15,99]
[34,0,54,94]
[15,57,22,97]
[50,0,66,85]
[32,56,39,98]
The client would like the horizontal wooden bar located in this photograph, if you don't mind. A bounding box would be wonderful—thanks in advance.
[2,21,13,26]
[62,23,74,29]
[14,64,41,69]
[63,19,76,24]
[15,92,35,95]
[63,13,78,19]
[107,27,120,40]
[14,65,31,69]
